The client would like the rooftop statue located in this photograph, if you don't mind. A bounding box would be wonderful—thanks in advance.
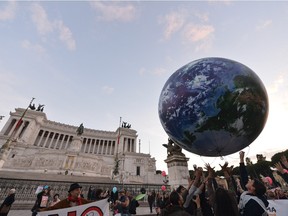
[76,123,84,136]
[36,104,44,112]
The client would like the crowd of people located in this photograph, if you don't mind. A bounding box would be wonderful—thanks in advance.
[146,151,288,216]
[0,151,287,216]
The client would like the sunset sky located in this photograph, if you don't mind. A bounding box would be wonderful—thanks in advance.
[0,1,288,172]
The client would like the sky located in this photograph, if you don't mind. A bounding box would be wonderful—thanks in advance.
[0,1,288,173]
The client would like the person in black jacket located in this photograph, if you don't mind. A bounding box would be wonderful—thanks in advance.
[148,191,155,213]
[161,191,192,216]
[127,191,139,216]
[238,151,269,216]
[0,188,16,216]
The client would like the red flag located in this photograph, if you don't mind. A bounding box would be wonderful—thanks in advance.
[14,119,23,131]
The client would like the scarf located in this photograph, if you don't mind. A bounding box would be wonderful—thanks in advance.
[67,195,82,206]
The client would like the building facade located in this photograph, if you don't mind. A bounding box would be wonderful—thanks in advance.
[0,108,163,185]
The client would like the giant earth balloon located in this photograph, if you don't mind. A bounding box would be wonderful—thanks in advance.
[158,57,269,157]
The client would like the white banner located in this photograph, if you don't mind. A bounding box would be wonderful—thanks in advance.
[37,198,109,216]
[267,200,288,216]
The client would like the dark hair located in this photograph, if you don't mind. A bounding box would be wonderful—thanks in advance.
[176,185,185,193]
[253,179,266,196]
[169,191,180,206]
[214,188,239,216]
[53,193,60,198]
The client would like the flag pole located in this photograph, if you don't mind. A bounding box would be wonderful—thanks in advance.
[112,117,122,179]
[0,97,35,165]
[116,117,122,155]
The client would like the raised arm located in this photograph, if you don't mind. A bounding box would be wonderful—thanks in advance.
[205,163,216,205]
[183,167,203,208]
[239,151,249,189]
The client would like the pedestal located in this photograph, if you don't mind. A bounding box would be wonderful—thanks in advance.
[64,136,83,171]
[67,135,82,153]
[165,154,189,190]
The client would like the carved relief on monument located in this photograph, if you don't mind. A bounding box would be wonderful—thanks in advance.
[12,157,33,167]
[64,156,75,170]
[147,158,156,171]
[33,157,64,168]
[100,165,110,175]
[135,158,143,164]
[74,158,102,172]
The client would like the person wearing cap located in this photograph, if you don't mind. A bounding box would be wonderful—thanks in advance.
[31,185,52,216]
[40,183,90,212]
[0,188,16,216]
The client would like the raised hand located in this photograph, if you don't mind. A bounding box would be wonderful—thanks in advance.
[239,151,245,163]
[192,194,201,209]
[280,155,288,169]
[274,162,285,174]
[220,162,234,177]
[204,163,215,179]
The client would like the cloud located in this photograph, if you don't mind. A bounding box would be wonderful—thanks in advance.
[256,20,272,31]
[30,3,76,51]
[21,39,46,54]
[159,9,214,51]
[183,23,215,42]
[55,21,76,51]
[160,11,186,39]
[102,85,114,94]
[90,1,136,22]
[31,3,53,35]
[0,1,17,21]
